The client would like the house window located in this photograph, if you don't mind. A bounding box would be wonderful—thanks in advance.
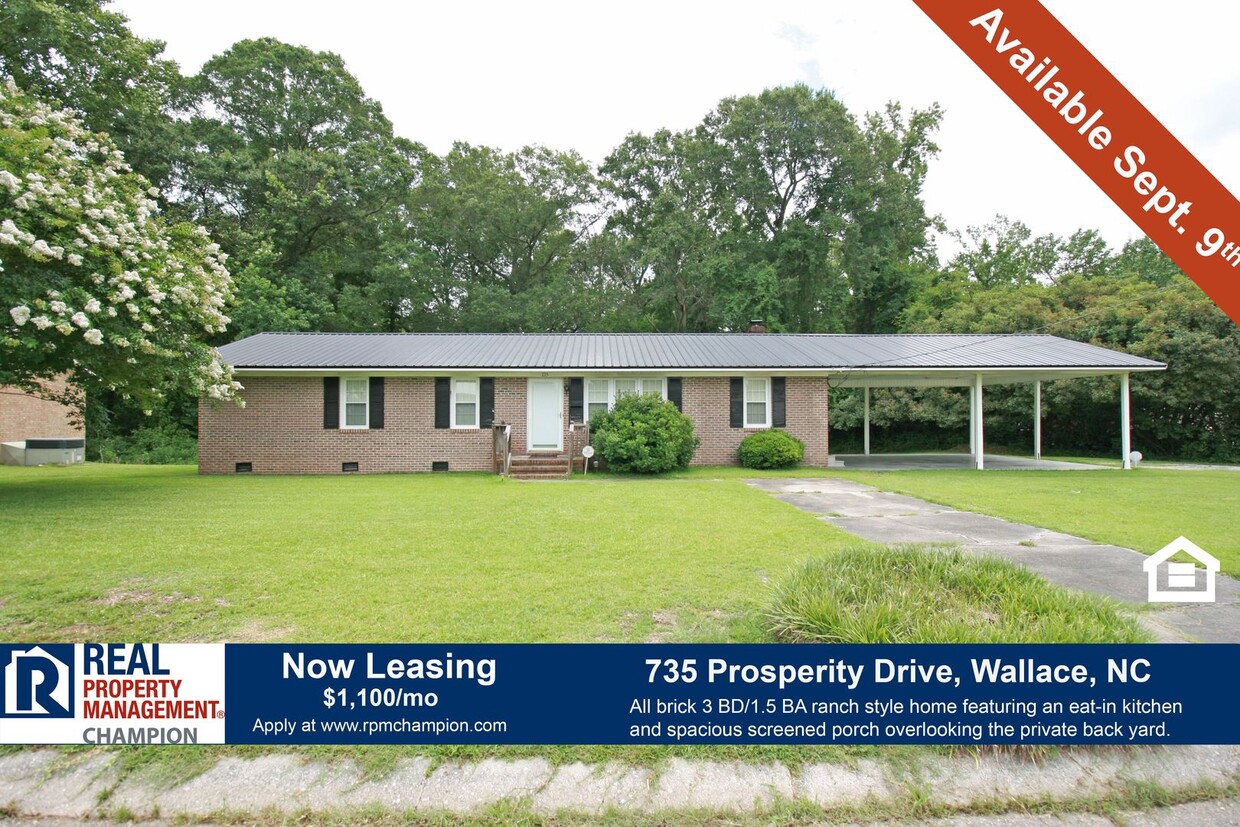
[584,377,666,421]
[452,378,478,428]
[586,379,610,420]
[744,377,769,428]
[342,377,369,429]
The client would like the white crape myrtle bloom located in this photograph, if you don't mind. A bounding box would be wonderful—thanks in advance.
[2,81,237,406]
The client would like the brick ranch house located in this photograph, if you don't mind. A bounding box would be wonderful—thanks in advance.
[200,332,1164,476]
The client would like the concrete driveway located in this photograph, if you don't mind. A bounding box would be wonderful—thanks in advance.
[746,477,1240,643]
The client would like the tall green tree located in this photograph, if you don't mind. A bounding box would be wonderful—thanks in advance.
[173,37,422,333]
[410,142,601,331]
[0,0,182,185]
[602,85,941,332]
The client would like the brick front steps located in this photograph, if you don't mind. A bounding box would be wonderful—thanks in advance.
[508,453,571,480]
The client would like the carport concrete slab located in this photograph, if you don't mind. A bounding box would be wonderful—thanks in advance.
[834,453,1103,471]
[746,478,1240,643]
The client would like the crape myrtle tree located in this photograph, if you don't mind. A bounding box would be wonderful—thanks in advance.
[0,0,183,187]
[0,81,239,414]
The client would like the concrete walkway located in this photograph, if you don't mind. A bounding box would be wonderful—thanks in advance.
[746,478,1240,643]
[1,746,1237,822]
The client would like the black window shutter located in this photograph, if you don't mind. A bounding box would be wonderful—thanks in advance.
[323,377,339,429]
[434,377,450,429]
[480,377,495,428]
[667,377,682,411]
[368,377,385,429]
[771,377,786,427]
[729,377,743,428]
[568,377,584,423]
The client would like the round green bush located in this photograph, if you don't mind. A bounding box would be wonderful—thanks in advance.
[738,429,805,469]
[589,393,699,474]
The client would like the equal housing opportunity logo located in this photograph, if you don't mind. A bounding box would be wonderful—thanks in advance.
[1144,537,1220,603]
[2,645,73,717]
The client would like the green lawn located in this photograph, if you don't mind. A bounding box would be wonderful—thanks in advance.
[0,464,860,643]
[0,462,1166,779]
[844,468,1240,573]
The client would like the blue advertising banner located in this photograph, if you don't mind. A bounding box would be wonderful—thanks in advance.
[3,643,1235,746]
[222,643,1239,746]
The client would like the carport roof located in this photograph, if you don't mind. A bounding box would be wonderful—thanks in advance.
[219,332,1164,381]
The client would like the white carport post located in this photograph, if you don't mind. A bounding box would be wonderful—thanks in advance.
[968,385,976,455]
[863,387,871,455]
[1033,380,1042,461]
[1120,372,1132,469]
[972,373,985,470]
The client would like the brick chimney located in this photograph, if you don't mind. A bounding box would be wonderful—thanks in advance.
[748,319,767,334]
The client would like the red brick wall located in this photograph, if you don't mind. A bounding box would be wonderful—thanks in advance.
[198,376,527,474]
[199,374,830,474]
[0,378,84,444]
[681,376,829,467]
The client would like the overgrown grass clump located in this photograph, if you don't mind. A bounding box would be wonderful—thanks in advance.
[765,545,1150,644]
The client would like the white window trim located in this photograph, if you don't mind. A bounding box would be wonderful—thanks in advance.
[743,377,771,429]
[583,377,667,423]
[340,376,370,430]
[450,376,480,429]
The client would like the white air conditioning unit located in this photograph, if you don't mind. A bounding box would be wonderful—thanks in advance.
[1,438,85,466]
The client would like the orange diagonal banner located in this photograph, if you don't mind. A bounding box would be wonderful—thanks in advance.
[913,1,1240,324]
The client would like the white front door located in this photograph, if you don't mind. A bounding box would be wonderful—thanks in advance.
[527,378,563,452]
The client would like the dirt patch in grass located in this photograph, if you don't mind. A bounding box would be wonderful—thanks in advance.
[647,609,678,642]
[226,620,297,642]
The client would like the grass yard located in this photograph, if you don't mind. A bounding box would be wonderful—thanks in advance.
[0,462,1165,783]
[842,469,1240,574]
[0,464,859,644]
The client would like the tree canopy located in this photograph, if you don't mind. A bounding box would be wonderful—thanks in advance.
[2,0,1235,461]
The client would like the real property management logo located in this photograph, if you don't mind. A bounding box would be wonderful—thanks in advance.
[2,645,74,718]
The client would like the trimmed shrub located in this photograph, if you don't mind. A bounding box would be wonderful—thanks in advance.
[589,393,699,474]
[738,429,805,469]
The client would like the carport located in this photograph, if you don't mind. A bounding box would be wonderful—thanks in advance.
[825,335,1166,470]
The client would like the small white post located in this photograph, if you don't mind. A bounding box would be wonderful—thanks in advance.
[1120,372,1132,469]
[973,373,985,470]
[1033,380,1042,461]
[863,387,871,456]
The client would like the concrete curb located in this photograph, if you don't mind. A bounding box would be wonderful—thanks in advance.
[1,746,1237,819]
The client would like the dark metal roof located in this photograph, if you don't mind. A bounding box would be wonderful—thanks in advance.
[217,333,1165,371]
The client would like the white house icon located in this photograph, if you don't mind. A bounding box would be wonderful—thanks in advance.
[1143,536,1220,603]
